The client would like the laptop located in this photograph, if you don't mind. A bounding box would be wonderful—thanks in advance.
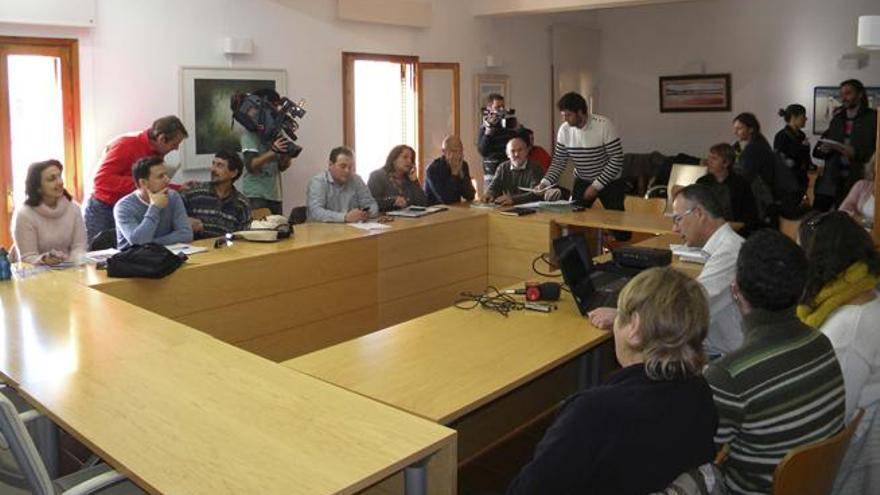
[386,205,448,218]
[553,234,631,315]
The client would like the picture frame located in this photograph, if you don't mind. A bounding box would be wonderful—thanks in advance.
[812,85,880,135]
[179,67,287,170]
[475,73,510,128]
[658,74,731,113]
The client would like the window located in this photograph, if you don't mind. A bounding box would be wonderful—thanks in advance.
[0,37,81,247]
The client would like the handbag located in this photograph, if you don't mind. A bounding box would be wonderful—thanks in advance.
[106,243,187,278]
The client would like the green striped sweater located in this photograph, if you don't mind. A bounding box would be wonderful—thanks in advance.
[705,308,846,495]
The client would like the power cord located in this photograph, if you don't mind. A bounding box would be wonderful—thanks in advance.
[455,287,524,317]
[531,252,562,278]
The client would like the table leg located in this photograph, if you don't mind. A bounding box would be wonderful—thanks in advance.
[404,457,428,495]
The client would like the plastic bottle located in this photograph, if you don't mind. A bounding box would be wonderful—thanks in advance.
[0,248,11,281]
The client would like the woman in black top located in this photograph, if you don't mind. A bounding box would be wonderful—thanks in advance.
[367,144,428,211]
[733,112,778,226]
[507,267,718,495]
[773,104,812,216]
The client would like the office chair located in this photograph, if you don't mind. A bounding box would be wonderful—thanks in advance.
[0,392,145,495]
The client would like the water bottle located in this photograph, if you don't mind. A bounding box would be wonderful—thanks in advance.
[0,248,11,281]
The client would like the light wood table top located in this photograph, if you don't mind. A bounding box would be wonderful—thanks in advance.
[498,207,676,235]
[284,289,610,424]
[0,266,456,494]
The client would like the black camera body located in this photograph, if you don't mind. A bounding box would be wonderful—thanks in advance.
[231,92,307,158]
[482,107,518,130]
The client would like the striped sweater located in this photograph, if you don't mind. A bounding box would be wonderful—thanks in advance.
[705,308,846,495]
[544,114,624,190]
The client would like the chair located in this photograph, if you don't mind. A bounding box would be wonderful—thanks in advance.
[772,408,865,495]
[624,196,667,216]
[88,229,116,251]
[0,392,145,495]
[251,208,271,221]
[645,163,707,213]
[288,206,307,225]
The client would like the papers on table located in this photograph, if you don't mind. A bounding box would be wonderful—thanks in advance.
[670,244,709,264]
[165,244,209,256]
[517,200,573,210]
[85,248,119,263]
[469,202,498,209]
[348,222,392,231]
[386,206,447,218]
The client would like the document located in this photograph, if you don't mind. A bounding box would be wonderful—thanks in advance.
[348,222,392,231]
[164,244,209,256]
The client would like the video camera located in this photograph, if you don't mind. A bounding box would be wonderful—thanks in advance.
[231,90,307,158]
[482,107,518,130]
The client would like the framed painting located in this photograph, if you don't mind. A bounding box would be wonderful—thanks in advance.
[179,67,287,170]
[659,74,731,112]
[813,85,880,135]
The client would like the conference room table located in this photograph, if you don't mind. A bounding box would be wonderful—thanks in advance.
[0,203,686,494]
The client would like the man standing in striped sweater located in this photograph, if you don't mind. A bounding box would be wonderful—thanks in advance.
[706,230,845,494]
[538,92,630,240]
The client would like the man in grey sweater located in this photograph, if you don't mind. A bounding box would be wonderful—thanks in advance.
[484,137,544,206]
[113,156,193,249]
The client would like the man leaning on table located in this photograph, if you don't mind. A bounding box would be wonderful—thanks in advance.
[306,146,379,223]
[589,184,744,358]
[114,156,194,250]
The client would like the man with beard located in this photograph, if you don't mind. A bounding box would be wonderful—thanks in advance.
[181,150,252,239]
[813,79,878,211]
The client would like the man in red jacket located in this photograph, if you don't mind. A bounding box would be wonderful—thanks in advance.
[83,115,188,243]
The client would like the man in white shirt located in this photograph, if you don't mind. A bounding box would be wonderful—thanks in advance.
[588,184,744,357]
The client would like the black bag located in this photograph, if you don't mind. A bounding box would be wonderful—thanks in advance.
[106,243,187,279]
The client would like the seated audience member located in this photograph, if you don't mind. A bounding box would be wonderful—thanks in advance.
[424,135,476,205]
[508,267,717,494]
[707,229,846,495]
[798,211,880,495]
[181,150,251,239]
[518,127,552,173]
[838,154,875,227]
[484,137,544,206]
[114,156,193,250]
[306,146,378,223]
[697,143,760,231]
[590,184,744,357]
[11,159,87,265]
[367,145,427,211]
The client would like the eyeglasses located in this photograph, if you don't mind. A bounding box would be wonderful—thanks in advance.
[672,206,696,226]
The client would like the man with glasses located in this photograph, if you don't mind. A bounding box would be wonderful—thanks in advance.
[589,184,744,358]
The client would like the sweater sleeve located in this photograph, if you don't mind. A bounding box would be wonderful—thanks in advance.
[368,171,396,212]
[11,210,44,264]
[594,121,624,190]
[153,192,194,245]
[461,162,476,201]
[544,126,570,184]
[704,363,744,450]
[115,198,161,247]
[354,175,380,216]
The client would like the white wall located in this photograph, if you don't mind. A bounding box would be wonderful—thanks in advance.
[595,0,880,157]
[1,0,559,207]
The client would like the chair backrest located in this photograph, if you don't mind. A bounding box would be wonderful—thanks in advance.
[772,408,865,495]
[288,206,307,225]
[0,394,53,495]
[251,208,271,221]
[666,164,707,212]
[88,229,117,251]
[624,196,666,216]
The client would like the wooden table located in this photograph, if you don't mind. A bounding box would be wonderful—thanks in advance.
[0,203,686,494]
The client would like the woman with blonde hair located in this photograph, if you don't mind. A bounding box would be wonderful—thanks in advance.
[507,267,717,495]
[838,152,876,227]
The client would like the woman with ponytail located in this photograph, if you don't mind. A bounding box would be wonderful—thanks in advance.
[773,104,813,215]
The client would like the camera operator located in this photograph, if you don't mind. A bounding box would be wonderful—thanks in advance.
[477,93,520,192]
[240,88,296,215]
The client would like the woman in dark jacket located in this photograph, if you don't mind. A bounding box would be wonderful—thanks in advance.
[773,104,812,216]
[733,112,778,226]
[367,144,428,212]
[507,267,718,495]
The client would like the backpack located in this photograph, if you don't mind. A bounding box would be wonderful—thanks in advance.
[106,244,186,279]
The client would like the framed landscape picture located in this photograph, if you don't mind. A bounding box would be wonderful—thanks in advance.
[813,85,880,135]
[659,74,731,112]
[179,67,287,170]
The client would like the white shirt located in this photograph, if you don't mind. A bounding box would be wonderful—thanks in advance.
[699,223,745,356]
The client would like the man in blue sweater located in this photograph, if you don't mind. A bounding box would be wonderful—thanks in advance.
[113,156,193,249]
